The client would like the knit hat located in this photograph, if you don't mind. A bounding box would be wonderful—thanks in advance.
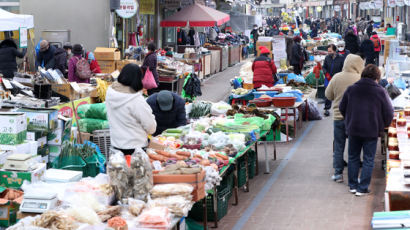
[72,44,83,55]
[156,90,174,111]
[40,40,49,52]
[337,41,345,47]
[259,46,270,54]
[63,42,72,50]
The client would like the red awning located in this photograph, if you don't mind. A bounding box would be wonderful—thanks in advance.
[160,3,230,27]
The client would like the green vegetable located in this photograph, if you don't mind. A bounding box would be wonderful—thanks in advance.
[165,129,183,134]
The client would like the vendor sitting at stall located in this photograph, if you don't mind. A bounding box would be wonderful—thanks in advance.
[147,90,187,136]
[106,63,157,155]
[252,46,277,88]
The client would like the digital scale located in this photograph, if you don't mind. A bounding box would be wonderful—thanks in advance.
[20,191,58,213]
[44,169,83,183]
[3,154,35,171]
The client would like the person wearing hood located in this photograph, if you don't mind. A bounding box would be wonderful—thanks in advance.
[0,39,26,79]
[339,64,393,196]
[370,32,381,66]
[323,44,345,116]
[359,39,376,66]
[147,90,187,136]
[337,41,350,60]
[54,46,69,77]
[106,63,157,155]
[36,40,56,70]
[344,30,360,54]
[252,46,277,88]
[290,36,304,75]
[325,54,364,183]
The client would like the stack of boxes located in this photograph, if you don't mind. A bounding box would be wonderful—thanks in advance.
[94,47,121,73]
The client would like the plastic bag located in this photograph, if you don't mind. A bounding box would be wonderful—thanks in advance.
[393,78,406,90]
[207,132,230,150]
[299,99,323,121]
[129,198,146,216]
[78,118,109,133]
[136,207,171,229]
[149,195,194,217]
[211,101,232,116]
[107,150,133,201]
[142,69,158,89]
[130,148,153,201]
[77,103,107,120]
[386,84,401,100]
[150,184,194,198]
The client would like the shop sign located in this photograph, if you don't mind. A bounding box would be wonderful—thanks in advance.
[387,0,396,7]
[396,0,404,6]
[334,5,341,11]
[140,0,155,14]
[116,0,138,19]
[374,0,383,8]
[19,27,27,48]
[326,0,333,5]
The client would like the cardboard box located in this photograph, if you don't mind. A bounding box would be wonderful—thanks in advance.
[0,113,27,145]
[17,108,58,132]
[52,97,91,125]
[26,131,46,142]
[51,83,79,100]
[94,47,121,61]
[0,163,46,189]
[48,145,60,158]
[99,60,116,73]
[47,120,64,146]
[0,188,23,227]
[0,152,12,168]
[153,170,206,201]
[116,59,138,71]
[0,142,31,155]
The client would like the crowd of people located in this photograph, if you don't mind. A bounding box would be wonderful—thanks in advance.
[250,15,394,196]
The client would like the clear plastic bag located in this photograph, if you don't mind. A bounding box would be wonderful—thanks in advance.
[149,195,193,217]
[107,150,133,201]
[150,184,194,198]
[136,207,172,229]
[130,148,153,201]
[129,198,146,216]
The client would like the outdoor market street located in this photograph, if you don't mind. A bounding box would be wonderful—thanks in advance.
[199,61,386,230]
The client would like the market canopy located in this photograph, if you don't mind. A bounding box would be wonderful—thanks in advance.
[0,8,34,32]
[160,3,230,27]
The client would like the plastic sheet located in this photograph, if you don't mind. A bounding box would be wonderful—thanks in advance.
[77,103,107,120]
[78,118,109,133]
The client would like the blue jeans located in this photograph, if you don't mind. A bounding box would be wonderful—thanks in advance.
[333,120,347,175]
[348,136,378,192]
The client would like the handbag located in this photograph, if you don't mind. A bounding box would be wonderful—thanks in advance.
[142,68,157,90]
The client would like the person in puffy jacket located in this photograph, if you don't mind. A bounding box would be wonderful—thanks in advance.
[252,46,277,88]
[147,90,187,136]
[85,51,101,74]
[68,44,90,83]
[54,47,69,77]
[290,36,304,75]
[0,39,26,79]
[370,32,381,66]
[36,40,56,70]
[344,30,360,54]
[359,39,376,66]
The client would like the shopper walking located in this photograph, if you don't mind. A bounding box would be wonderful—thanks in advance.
[252,46,277,88]
[36,40,56,70]
[370,32,381,66]
[285,30,295,65]
[290,36,304,75]
[322,44,345,116]
[325,54,364,183]
[344,30,360,54]
[360,39,376,66]
[366,20,374,38]
[251,24,259,54]
[339,64,393,196]
[336,41,350,60]
[0,39,26,79]
[106,63,157,155]
[142,42,159,95]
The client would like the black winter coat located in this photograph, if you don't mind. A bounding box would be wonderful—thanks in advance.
[54,48,68,77]
[344,33,360,54]
[322,53,344,77]
[360,39,376,65]
[146,92,187,136]
[290,43,303,66]
[36,45,56,69]
[142,52,159,85]
[184,74,202,98]
[0,39,25,79]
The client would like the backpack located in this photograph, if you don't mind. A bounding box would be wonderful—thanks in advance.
[371,37,380,49]
[75,57,92,79]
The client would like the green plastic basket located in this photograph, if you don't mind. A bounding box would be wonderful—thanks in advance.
[248,150,257,179]
[237,157,247,188]
[188,187,230,222]
[83,154,99,177]
[186,218,208,230]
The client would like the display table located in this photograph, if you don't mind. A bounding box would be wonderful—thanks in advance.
[200,53,211,79]
[229,45,240,66]
[210,50,221,74]
[206,46,228,71]
[385,168,410,211]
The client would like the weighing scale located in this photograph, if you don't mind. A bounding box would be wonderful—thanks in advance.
[3,154,35,171]
[44,169,83,183]
[20,191,58,213]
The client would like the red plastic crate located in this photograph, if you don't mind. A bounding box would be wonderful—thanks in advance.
[272,97,296,107]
